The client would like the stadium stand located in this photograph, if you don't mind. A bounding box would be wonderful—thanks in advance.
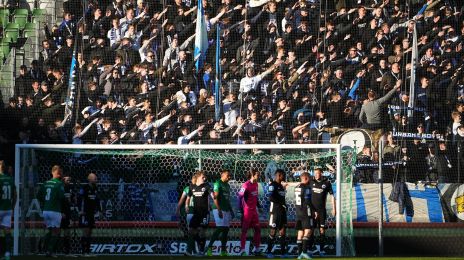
[0,0,464,184]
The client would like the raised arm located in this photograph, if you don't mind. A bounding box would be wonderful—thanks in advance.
[257,62,279,81]
[179,33,196,50]
[210,8,226,26]
[186,124,205,140]
[74,118,99,138]
[377,80,401,105]
[153,111,175,129]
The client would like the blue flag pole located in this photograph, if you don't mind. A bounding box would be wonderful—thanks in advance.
[215,24,221,121]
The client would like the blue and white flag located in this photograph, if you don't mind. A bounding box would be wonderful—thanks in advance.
[64,50,77,122]
[215,24,221,121]
[194,0,208,70]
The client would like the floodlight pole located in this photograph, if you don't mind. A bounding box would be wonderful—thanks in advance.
[378,137,384,256]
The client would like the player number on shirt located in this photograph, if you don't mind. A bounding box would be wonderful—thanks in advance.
[45,188,52,201]
[1,185,10,200]
[295,190,301,206]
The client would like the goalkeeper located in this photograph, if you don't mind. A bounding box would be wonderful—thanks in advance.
[206,169,234,256]
[237,169,262,256]
[186,171,214,256]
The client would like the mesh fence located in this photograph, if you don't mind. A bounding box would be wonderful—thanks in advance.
[16,146,355,256]
[2,0,464,257]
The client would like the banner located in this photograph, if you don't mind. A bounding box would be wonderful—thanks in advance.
[89,239,335,256]
[392,131,443,140]
[353,183,443,223]
[437,184,464,222]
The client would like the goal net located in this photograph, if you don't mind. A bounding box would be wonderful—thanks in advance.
[14,144,356,256]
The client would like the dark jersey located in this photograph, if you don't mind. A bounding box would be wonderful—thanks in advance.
[268,181,286,212]
[38,178,65,213]
[310,177,333,210]
[62,184,74,217]
[78,184,100,214]
[294,183,312,216]
[0,174,15,211]
[188,183,212,213]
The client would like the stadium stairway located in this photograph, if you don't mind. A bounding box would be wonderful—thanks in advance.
[0,1,53,104]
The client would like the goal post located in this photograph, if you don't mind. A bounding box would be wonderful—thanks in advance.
[14,144,355,256]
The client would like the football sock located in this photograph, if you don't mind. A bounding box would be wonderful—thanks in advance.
[278,235,286,255]
[297,239,303,255]
[220,227,229,249]
[267,235,275,254]
[302,236,310,253]
[4,233,12,255]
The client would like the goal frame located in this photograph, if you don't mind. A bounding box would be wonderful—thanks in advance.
[14,143,344,256]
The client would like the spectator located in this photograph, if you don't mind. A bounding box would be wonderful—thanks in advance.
[1,0,464,184]
[359,80,401,129]
[14,66,31,98]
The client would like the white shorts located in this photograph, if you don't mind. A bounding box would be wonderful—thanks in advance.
[43,211,62,228]
[213,209,231,227]
[186,214,193,225]
[0,210,12,228]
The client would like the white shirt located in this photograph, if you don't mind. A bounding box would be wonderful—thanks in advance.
[138,114,171,138]
[175,90,197,107]
[453,122,461,135]
[223,101,238,127]
[239,75,263,93]
[177,129,199,145]
[107,27,122,47]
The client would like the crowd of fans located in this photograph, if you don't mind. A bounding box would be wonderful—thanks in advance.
[1,0,464,182]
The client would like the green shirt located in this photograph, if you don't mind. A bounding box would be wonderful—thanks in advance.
[0,174,15,211]
[212,180,231,211]
[182,186,194,214]
[38,178,65,213]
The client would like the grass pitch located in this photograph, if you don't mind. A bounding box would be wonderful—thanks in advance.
[12,256,464,260]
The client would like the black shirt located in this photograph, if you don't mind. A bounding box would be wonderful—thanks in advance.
[78,184,100,214]
[62,184,75,217]
[268,181,286,212]
[188,183,212,213]
[310,177,333,210]
[294,183,312,216]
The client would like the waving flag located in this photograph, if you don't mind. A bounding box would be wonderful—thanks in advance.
[194,0,208,70]
[215,24,221,121]
[63,49,77,123]
[408,23,418,119]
